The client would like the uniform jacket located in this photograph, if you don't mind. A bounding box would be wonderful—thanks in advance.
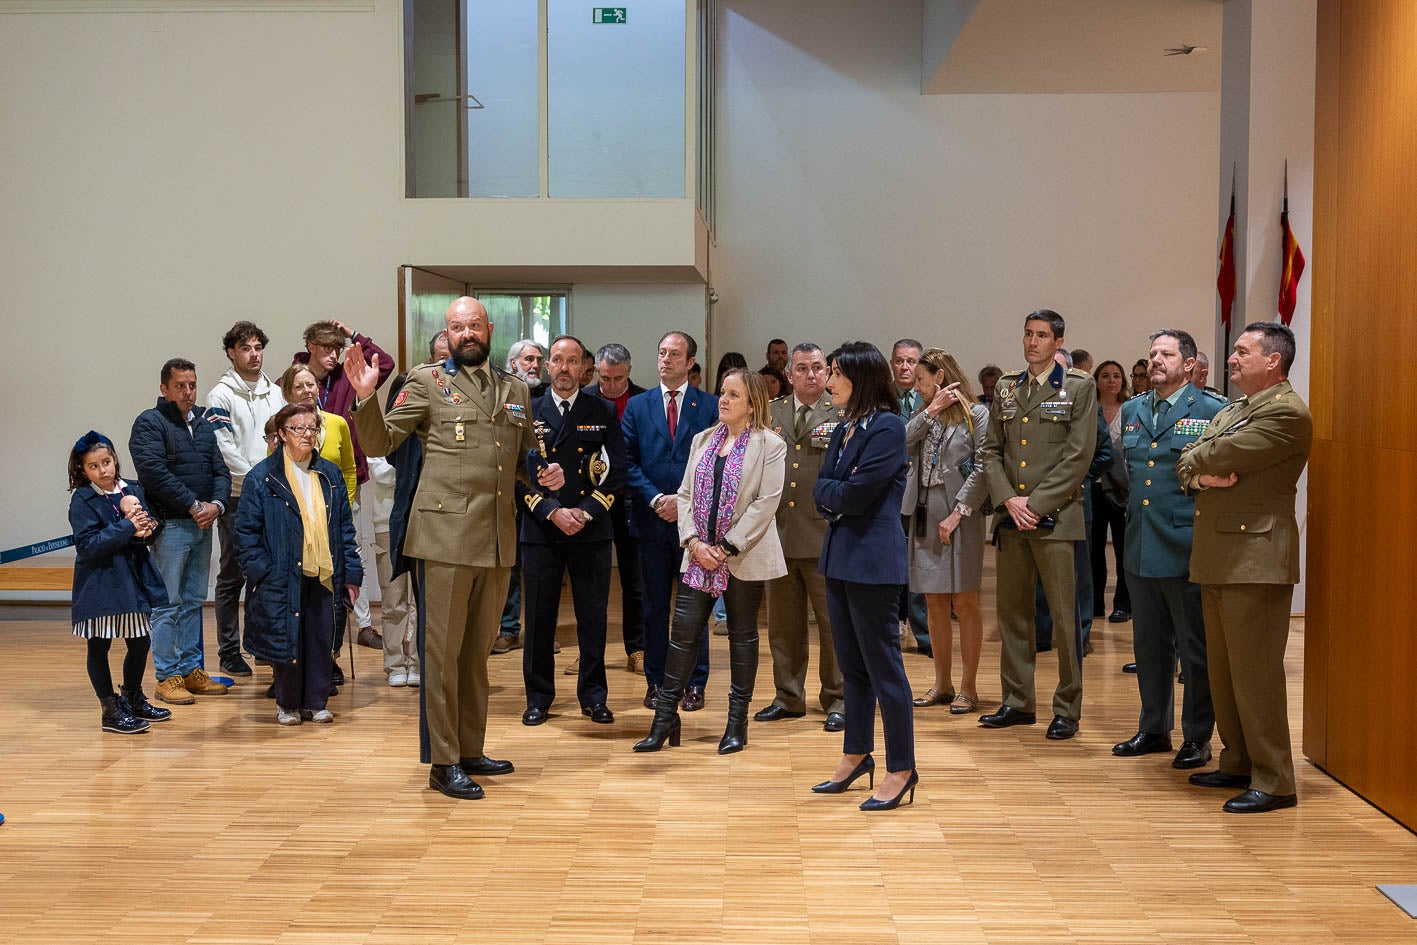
[381,372,424,578]
[206,369,285,496]
[622,384,719,544]
[1119,383,1226,578]
[293,331,394,485]
[768,392,841,560]
[901,403,990,516]
[128,398,232,521]
[518,390,627,544]
[68,481,169,623]
[1176,379,1312,586]
[676,426,788,582]
[234,450,363,664]
[978,362,1098,541]
[351,358,536,569]
[814,411,909,586]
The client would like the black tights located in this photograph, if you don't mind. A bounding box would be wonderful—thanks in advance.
[86,636,151,700]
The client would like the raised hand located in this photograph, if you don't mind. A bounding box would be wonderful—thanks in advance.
[344,341,379,401]
[926,382,961,417]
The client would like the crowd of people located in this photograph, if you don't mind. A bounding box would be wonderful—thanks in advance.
[64,302,1312,816]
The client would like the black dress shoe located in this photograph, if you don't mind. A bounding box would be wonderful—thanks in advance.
[459,755,514,776]
[522,706,549,726]
[1122,662,1138,674]
[823,712,846,732]
[1188,769,1251,789]
[1171,741,1212,769]
[1223,789,1298,814]
[1112,731,1173,757]
[1108,609,1131,623]
[265,682,277,699]
[330,662,345,686]
[754,704,805,722]
[642,685,659,710]
[220,657,253,677]
[978,706,1037,728]
[682,686,705,712]
[428,764,483,800]
[916,644,933,658]
[1045,716,1079,740]
[582,703,614,724]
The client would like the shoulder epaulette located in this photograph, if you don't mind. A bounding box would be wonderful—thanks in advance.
[770,394,791,405]
[1066,367,1091,378]
[1200,388,1228,404]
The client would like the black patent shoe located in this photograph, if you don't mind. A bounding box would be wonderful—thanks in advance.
[100,695,149,734]
[811,755,875,794]
[1223,789,1298,814]
[459,756,514,776]
[1188,769,1251,789]
[1045,716,1079,740]
[1171,741,1212,769]
[582,704,615,724]
[1112,731,1172,757]
[717,721,748,755]
[753,704,805,722]
[860,769,919,811]
[120,688,172,723]
[330,661,345,686]
[429,764,484,800]
[632,715,681,752]
[978,705,1037,728]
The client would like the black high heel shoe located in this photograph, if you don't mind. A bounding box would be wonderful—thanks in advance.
[811,755,875,794]
[859,769,919,811]
[632,715,682,752]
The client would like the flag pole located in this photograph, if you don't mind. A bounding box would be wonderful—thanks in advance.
[1222,163,1236,396]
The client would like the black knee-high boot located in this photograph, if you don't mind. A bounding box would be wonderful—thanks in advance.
[718,635,759,754]
[633,638,695,752]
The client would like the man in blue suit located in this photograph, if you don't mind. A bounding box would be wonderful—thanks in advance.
[622,331,720,710]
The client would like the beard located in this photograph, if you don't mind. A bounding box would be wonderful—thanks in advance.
[525,374,544,389]
[452,336,489,368]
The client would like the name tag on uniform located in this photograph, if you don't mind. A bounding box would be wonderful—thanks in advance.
[1174,418,1209,436]
[576,424,606,433]
[1040,400,1071,417]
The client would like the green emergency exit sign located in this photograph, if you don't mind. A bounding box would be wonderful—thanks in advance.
[593,7,627,24]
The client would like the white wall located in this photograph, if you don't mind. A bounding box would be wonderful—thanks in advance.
[572,284,708,389]
[711,0,1222,388]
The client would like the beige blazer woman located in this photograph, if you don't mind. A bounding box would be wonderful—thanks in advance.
[676,425,788,582]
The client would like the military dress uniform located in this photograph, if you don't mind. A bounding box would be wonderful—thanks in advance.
[1176,379,1312,799]
[351,357,537,767]
[761,393,845,720]
[979,361,1097,724]
[1119,383,1225,753]
[517,389,627,718]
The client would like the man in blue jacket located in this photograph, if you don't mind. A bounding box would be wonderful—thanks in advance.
[129,358,232,706]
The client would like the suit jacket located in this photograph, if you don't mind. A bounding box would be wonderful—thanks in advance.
[814,411,909,586]
[768,392,841,560]
[1176,379,1312,586]
[901,403,989,515]
[978,361,1098,541]
[1119,383,1226,578]
[517,390,627,544]
[675,426,788,582]
[622,384,720,545]
[350,358,536,569]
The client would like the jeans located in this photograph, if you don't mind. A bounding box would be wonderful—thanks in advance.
[149,517,212,681]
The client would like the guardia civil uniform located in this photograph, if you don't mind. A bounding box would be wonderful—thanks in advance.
[352,357,537,767]
[761,392,845,719]
[1176,378,1312,798]
[979,360,1097,723]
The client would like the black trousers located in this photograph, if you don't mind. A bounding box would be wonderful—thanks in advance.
[1090,481,1130,614]
[271,578,335,711]
[668,577,763,658]
[609,495,645,655]
[827,579,915,773]
[214,493,248,664]
[86,636,151,699]
[522,539,612,710]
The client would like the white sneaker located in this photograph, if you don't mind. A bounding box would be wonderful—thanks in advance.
[310,709,333,723]
[406,670,421,688]
[277,707,301,726]
[388,672,408,688]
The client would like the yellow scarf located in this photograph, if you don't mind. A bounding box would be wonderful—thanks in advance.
[284,450,334,590]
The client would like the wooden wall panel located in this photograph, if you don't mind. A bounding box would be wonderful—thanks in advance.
[1305,0,1417,830]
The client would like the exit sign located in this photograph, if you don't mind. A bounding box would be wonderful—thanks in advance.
[593,7,626,24]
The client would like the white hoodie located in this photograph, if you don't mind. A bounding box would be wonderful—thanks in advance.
[206,368,285,496]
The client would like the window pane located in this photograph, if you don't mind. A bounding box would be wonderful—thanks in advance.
[466,0,539,197]
[547,0,686,197]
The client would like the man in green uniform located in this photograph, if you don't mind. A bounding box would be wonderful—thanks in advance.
[977,310,1097,740]
[1176,321,1311,814]
[345,297,564,800]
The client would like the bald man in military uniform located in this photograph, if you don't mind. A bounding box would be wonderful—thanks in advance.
[977,310,1097,740]
[1177,321,1311,814]
[345,297,562,801]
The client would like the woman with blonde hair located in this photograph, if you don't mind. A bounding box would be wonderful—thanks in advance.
[279,363,357,506]
[904,348,989,715]
[634,369,787,755]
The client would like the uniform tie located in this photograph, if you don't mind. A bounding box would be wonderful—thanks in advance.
[1155,398,1171,429]
[666,389,679,440]
[560,399,570,417]
[794,403,811,440]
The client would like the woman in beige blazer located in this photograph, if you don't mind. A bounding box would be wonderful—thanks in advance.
[634,370,787,755]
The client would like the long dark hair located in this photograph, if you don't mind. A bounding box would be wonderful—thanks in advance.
[833,342,898,420]
[714,351,748,394]
[67,431,121,491]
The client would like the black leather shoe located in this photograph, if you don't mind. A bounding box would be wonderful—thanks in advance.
[1122,662,1138,674]
[330,662,345,686]
[522,706,549,726]
[682,686,705,712]
[265,682,277,699]
[754,704,805,722]
[428,764,483,800]
[978,706,1037,728]
[1112,731,1172,757]
[1172,741,1212,769]
[823,712,846,732]
[582,703,614,724]
[1223,789,1298,814]
[1108,609,1131,623]
[220,657,253,677]
[1045,716,1079,740]
[642,685,660,710]
[916,644,933,658]
[1188,769,1251,789]
[459,755,514,776]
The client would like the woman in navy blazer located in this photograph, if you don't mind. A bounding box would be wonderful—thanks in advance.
[811,342,918,811]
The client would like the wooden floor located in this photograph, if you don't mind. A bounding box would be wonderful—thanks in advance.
[1,552,1414,945]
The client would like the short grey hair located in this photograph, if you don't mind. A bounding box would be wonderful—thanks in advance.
[596,343,632,367]
[790,342,822,359]
[506,339,543,372]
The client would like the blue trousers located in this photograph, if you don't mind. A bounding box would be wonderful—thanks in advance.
[826,578,915,773]
[148,518,212,681]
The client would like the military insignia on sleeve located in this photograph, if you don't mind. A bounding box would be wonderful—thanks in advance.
[392,389,408,409]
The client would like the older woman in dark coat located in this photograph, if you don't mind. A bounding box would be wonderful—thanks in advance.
[235,403,362,726]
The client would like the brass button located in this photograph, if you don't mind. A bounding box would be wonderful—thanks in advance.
[437,502,443,509]
[1195,510,1200,517]
[1019,483,1026,490]
[1052,417,1059,422]
[790,482,797,488]
[495,441,501,448]
[792,462,799,469]
[1147,460,1155,468]
[1240,524,1246,531]
[1020,439,1027,446]
[788,501,796,508]
[1022,417,1029,423]
[795,444,802,451]
[1142,499,1150,506]
[497,490,502,497]
[580,490,586,496]
[1020,461,1027,468]
[578,447,584,453]
[497,465,503,471]
[1151,442,1157,449]
[1144,479,1151,486]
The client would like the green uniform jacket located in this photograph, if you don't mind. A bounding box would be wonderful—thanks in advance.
[1176,379,1312,585]
[351,360,536,569]
[979,361,1098,541]
[768,392,840,560]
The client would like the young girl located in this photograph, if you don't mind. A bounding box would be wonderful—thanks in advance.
[67,431,173,733]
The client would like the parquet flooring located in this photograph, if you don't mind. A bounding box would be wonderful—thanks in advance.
[0,550,1414,944]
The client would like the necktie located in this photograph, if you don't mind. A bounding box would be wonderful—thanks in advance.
[472,369,492,411]
[1155,398,1171,428]
[666,390,679,440]
[560,399,571,425]
[900,390,914,415]
[794,403,811,440]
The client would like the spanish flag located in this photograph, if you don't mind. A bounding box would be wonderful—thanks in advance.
[1278,163,1305,326]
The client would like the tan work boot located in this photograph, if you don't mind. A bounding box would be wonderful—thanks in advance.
[183,667,229,696]
[155,675,195,705]
[627,651,645,674]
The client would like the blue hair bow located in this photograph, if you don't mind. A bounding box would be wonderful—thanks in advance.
[74,430,114,454]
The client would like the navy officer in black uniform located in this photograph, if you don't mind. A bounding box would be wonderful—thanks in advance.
[518,335,627,726]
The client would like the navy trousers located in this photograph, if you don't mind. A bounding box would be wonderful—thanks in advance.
[826,578,915,773]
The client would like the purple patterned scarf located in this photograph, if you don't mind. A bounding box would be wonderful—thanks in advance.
[683,424,751,596]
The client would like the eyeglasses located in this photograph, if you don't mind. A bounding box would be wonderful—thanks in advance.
[284,426,319,436]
